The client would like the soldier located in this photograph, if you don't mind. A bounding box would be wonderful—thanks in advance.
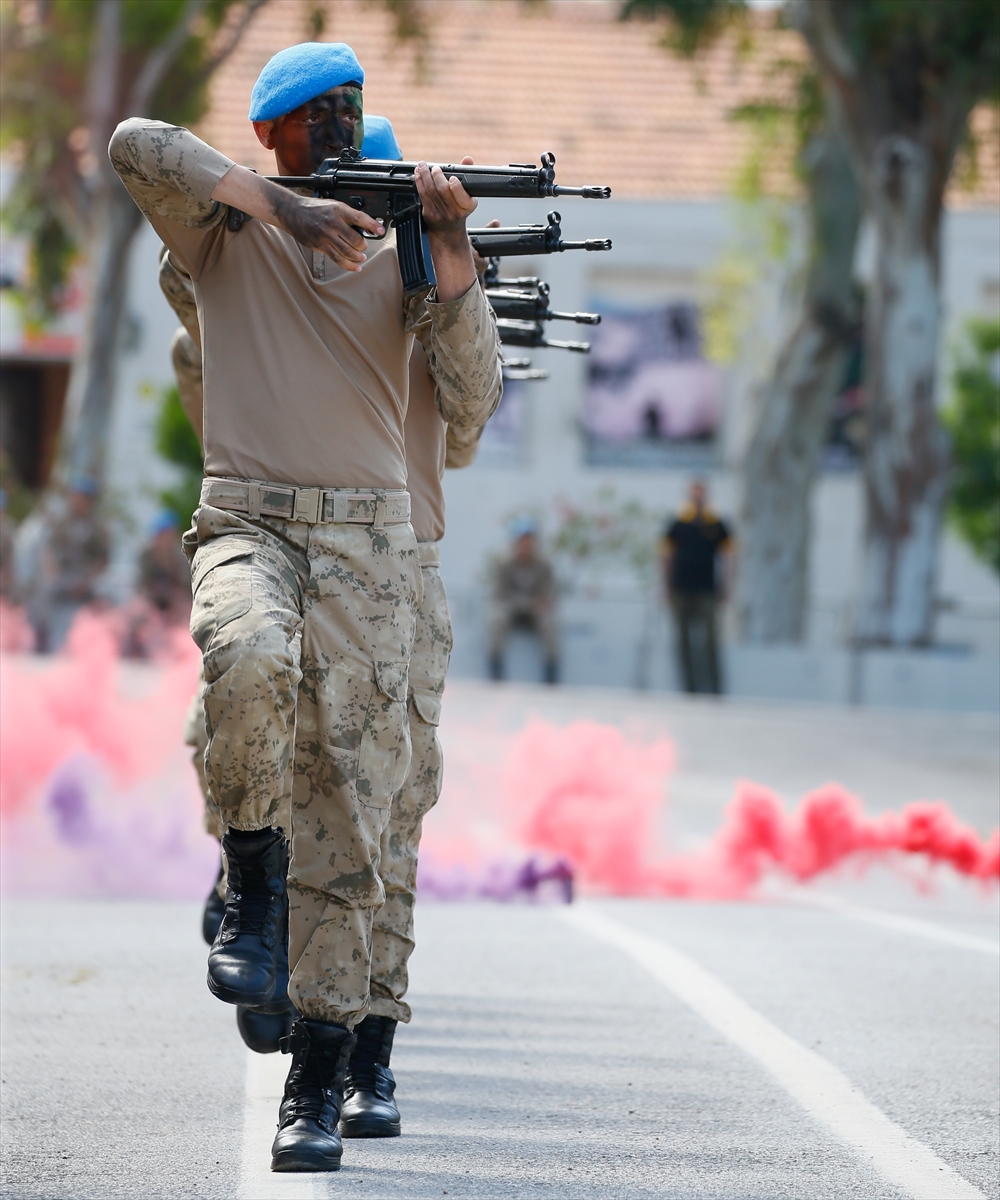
[136,511,192,622]
[487,516,559,684]
[341,115,487,1140]
[34,477,110,653]
[123,510,194,658]
[157,113,493,1142]
[111,41,501,1175]
[156,246,228,930]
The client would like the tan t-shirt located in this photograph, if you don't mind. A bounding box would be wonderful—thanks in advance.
[111,119,502,490]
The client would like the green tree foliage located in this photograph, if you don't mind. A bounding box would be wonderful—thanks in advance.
[0,0,266,322]
[944,320,1000,574]
[154,383,203,530]
[621,0,746,56]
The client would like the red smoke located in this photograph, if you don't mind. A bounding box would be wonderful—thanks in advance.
[1,622,996,903]
[503,719,999,899]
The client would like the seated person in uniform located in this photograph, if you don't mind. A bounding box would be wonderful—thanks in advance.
[488,516,559,684]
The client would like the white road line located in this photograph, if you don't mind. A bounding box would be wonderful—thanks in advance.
[558,903,986,1200]
[241,1048,319,1199]
[792,891,1000,956]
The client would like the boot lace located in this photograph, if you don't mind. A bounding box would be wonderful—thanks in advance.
[278,1027,347,1132]
[230,861,279,936]
[345,1018,396,1100]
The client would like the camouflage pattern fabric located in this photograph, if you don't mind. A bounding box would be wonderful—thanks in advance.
[170,328,204,440]
[184,502,420,1028]
[369,548,452,1024]
[45,513,110,603]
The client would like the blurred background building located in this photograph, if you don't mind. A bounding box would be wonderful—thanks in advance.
[1,0,997,708]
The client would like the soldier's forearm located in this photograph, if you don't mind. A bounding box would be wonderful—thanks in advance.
[210,165,311,234]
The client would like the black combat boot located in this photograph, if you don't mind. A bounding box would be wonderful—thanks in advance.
[270,1018,356,1172]
[207,827,286,1007]
[339,1015,401,1138]
[237,1005,295,1054]
[236,891,294,1053]
[201,855,226,946]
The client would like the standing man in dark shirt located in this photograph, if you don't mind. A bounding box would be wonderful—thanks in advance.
[662,479,734,694]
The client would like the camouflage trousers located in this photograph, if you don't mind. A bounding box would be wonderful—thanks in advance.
[184,502,421,1028]
[369,542,452,1024]
[185,538,451,1026]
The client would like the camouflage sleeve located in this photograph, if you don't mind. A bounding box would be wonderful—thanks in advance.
[406,281,503,431]
[158,246,200,345]
[109,118,234,230]
[171,328,204,451]
[444,421,485,469]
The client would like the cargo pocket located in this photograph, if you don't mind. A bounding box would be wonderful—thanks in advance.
[356,660,410,808]
[411,690,441,727]
[189,539,255,650]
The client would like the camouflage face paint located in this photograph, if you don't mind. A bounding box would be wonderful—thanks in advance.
[302,85,364,166]
[274,85,364,175]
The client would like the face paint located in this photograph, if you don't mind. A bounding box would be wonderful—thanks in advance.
[270,85,364,175]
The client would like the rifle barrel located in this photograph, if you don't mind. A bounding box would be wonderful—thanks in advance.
[559,239,613,252]
[553,186,613,199]
[503,367,550,381]
[548,310,602,326]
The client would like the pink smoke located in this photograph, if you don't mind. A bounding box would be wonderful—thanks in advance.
[496,719,999,899]
[0,611,214,898]
[1,622,996,903]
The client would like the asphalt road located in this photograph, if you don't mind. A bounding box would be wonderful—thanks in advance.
[2,689,998,1199]
[2,884,997,1200]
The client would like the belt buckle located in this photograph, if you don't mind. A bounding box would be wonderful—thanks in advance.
[293,487,321,524]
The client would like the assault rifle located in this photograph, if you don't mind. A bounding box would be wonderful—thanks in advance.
[470,210,611,263]
[496,319,592,354]
[266,150,611,295]
[486,279,601,327]
[502,356,549,382]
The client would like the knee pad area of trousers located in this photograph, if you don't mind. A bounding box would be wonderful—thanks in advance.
[203,623,300,695]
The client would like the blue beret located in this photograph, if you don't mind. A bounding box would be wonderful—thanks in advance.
[248,42,364,122]
[149,510,180,536]
[361,115,403,162]
[68,475,98,496]
[509,515,539,540]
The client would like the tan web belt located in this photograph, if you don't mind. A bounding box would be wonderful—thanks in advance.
[201,477,411,527]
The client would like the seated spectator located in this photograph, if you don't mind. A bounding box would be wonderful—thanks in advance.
[33,477,109,653]
[122,511,192,658]
[137,511,191,623]
[488,517,559,684]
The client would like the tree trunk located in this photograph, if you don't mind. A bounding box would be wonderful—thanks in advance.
[63,181,143,484]
[790,0,973,648]
[854,137,950,645]
[737,122,861,643]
